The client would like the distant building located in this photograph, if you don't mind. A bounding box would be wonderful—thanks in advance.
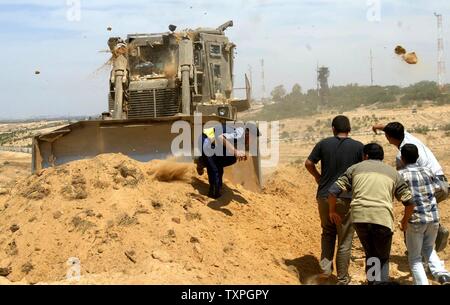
[317,66,330,105]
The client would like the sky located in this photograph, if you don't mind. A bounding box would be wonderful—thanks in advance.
[1,0,450,118]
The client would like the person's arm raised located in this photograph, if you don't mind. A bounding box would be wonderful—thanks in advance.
[372,124,386,134]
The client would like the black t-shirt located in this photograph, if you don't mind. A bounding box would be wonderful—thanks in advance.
[308,136,364,199]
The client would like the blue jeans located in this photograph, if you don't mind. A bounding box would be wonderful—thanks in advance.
[428,249,450,280]
[201,155,237,197]
[406,222,439,285]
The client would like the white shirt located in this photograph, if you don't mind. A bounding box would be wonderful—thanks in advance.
[222,126,244,141]
[396,131,444,176]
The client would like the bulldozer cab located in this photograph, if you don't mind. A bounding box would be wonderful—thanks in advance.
[195,32,234,101]
[107,21,250,120]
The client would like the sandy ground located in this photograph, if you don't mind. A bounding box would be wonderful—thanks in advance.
[0,155,320,284]
[0,104,449,285]
[271,103,450,166]
[0,152,30,192]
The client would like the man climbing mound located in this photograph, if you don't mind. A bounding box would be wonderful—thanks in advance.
[196,122,260,199]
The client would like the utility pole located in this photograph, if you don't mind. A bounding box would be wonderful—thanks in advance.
[316,62,320,96]
[370,49,374,86]
[435,12,446,90]
[260,59,266,100]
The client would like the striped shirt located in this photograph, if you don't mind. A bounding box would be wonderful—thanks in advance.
[399,164,441,224]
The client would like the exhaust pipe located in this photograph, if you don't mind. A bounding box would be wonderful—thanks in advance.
[111,44,128,120]
[113,69,125,119]
[179,37,193,115]
[181,65,191,114]
[217,20,233,32]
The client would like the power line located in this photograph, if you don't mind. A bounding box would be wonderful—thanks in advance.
[316,62,319,96]
[248,65,253,90]
[260,59,266,100]
[370,49,374,86]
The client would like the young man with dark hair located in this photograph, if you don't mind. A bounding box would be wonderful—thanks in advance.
[380,122,405,143]
[373,121,450,280]
[398,144,450,285]
[373,122,448,202]
[332,115,351,133]
[328,143,414,284]
[305,115,364,285]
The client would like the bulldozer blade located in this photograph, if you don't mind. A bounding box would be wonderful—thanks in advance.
[224,154,261,192]
[32,116,262,192]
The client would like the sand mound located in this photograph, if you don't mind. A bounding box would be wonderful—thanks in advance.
[3,154,445,284]
[0,154,321,284]
[263,166,312,200]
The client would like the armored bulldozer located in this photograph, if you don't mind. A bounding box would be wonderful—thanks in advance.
[32,21,261,191]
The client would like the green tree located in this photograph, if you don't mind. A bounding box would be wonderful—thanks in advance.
[290,83,303,101]
[401,81,441,103]
[271,85,287,102]
[292,83,302,95]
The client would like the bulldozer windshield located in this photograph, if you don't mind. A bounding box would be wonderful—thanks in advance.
[129,45,176,80]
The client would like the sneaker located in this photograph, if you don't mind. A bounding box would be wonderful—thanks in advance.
[208,191,221,199]
[438,275,450,285]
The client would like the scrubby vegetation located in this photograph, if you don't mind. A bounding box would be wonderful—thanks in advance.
[411,125,431,135]
[0,121,68,146]
[0,132,15,145]
[250,81,450,121]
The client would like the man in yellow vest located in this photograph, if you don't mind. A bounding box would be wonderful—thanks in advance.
[196,123,256,199]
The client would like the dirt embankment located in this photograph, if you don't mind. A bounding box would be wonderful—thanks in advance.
[0,154,321,284]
